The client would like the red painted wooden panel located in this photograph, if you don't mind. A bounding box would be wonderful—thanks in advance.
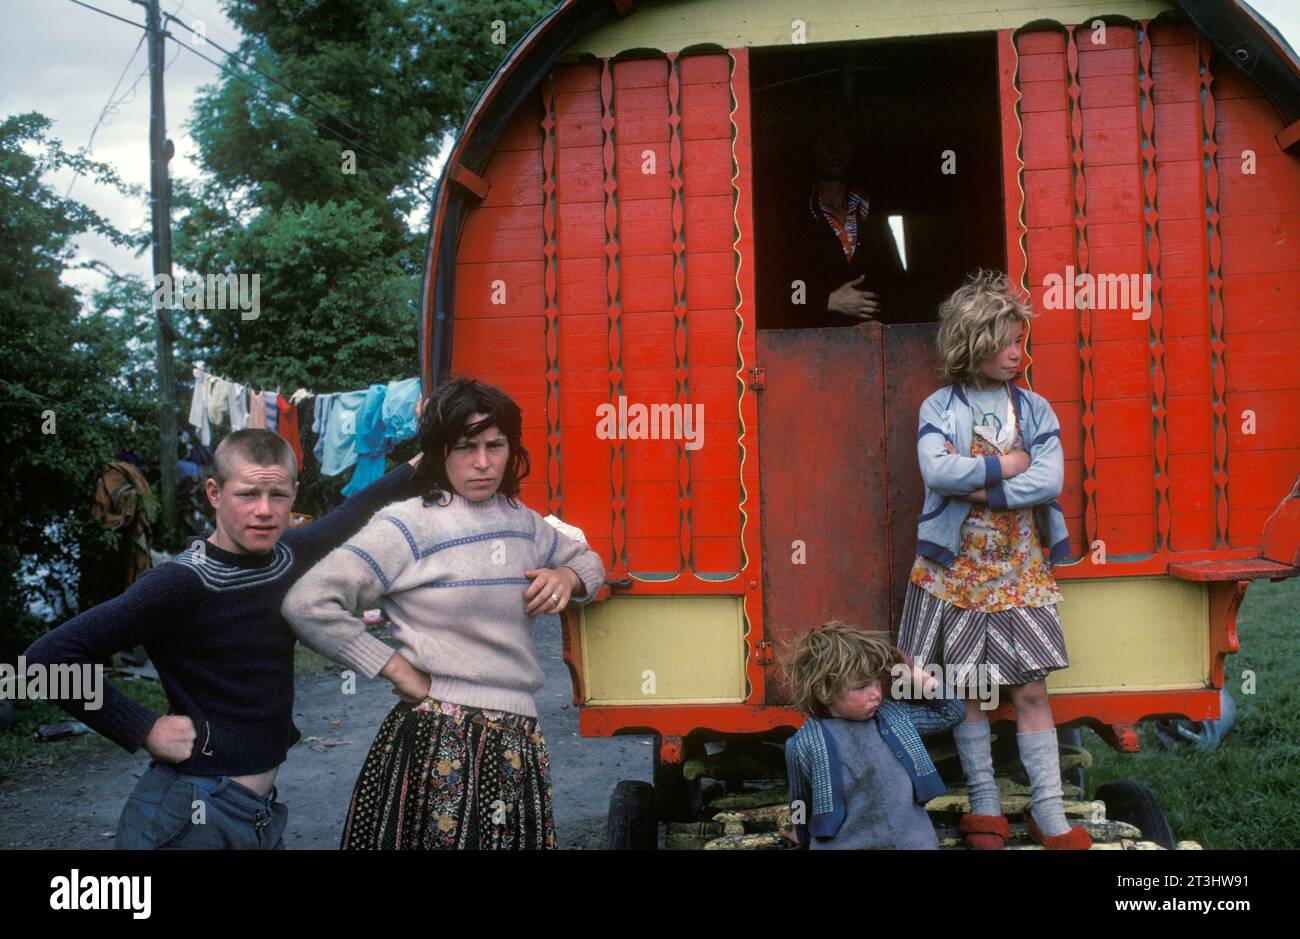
[1004,21,1300,560]
[455,260,544,318]
[479,148,544,207]
[494,102,544,152]
[556,258,605,313]
[555,145,603,202]
[1166,395,1214,453]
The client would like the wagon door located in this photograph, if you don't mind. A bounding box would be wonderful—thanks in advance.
[756,322,939,701]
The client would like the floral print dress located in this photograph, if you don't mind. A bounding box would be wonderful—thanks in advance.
[896,415,1070,687]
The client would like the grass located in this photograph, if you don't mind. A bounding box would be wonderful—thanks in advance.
[1083,575,1300,849]
[0,645,338,783]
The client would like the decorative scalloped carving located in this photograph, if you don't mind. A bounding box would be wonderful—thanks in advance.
[600,58,627,573]
[541,73,561,518]
[1199,37,1229,547]
[1139,21,1170,552]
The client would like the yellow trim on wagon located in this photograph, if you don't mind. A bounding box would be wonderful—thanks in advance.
[580,595,747,704]
[1048,576,1209,693]
[568,0,1174,58]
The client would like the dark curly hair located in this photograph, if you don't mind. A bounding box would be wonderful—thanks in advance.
[411,378,530,506]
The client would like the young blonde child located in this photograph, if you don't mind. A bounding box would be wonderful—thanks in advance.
[782,622,964,849]
[897,269,1090,850]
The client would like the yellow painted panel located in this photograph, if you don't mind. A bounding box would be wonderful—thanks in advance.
[1048,576,1208,693]
[580,595,747,704]
[569,0,1174,57]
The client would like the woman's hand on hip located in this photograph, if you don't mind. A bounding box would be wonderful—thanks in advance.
[380,652,432,704]
[522,566,582,615]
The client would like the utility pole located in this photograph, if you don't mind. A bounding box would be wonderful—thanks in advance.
[146,0,178,548]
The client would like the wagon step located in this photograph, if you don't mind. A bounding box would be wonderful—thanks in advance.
[686,792,1203,850]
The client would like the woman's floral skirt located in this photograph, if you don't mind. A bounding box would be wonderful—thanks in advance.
[341,697,557,850]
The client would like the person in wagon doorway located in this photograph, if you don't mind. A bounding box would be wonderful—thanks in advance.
[764,108,913,329]
[283,378,606,850]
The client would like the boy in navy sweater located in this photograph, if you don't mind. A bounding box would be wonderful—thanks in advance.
[24,428,423,849]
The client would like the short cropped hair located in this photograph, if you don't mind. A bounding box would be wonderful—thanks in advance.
[935,269,1033,383]
[212,429,297,487]
[412,378,530,506]
[780,621,904,717]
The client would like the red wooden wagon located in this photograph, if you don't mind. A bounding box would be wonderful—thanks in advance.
[418,0,1300,847]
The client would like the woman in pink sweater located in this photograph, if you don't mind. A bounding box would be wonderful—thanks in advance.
[283,379,605,849]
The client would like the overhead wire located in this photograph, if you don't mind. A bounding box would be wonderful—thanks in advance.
[66,32,146,198]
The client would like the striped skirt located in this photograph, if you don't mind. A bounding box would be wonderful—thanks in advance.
[896,581,1069,687]
[341,697,557,850]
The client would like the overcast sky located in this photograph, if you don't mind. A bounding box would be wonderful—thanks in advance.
[3,0,1297,302]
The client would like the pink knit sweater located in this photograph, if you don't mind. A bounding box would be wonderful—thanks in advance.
[282,492,605,717]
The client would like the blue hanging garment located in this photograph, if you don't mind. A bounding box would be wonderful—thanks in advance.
[312,393,336,465]
[382,377,422,444]
[264,392,279,433]
[319,390,367,477]
[342,383,389,495]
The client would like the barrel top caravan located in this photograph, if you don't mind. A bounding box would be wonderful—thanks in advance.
[418,0,1300,760]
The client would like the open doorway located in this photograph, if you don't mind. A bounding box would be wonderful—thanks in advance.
[751,33,1006,328]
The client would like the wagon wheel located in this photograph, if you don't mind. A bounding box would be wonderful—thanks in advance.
[607,780,657,850]
[1096,779,1175,849]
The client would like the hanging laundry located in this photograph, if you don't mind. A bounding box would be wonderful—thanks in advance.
[312,393,337,465]
[382,377,423,444]
[247,390,267,429]
[228,382,249,431]
[342,383,389,496]
[264,392,279,433]
[187,367,211,446]
[289,388,312,408]
[319,390,368,477]
[205,375,231,430]
[276,393,304,469]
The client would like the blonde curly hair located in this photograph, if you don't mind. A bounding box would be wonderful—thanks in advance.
[935,269,1033,383]
[780,621,903,716]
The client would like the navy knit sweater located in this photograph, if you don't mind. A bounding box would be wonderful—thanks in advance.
[23,463,420,776]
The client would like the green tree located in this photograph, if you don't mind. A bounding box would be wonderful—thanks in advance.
[173,0,551,517]
[0,113,156,659]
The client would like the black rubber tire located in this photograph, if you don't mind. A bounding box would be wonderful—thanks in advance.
[607,780,657,850]
[1096,778,1175,849]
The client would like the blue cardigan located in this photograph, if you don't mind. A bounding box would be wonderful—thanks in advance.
[784,695,965,846]
[915,382,1072,566]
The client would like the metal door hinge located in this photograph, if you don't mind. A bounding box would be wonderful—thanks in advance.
[748,367,765,390]
[752,640,775,665]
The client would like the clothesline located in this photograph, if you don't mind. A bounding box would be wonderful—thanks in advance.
[175,357,292,399]
[183,363,423,496]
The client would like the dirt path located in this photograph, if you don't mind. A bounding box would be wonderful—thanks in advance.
[0,616,654,849]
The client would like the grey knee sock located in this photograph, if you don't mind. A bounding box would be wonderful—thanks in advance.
[953,718,1001,816]
[1017,730,1071,837]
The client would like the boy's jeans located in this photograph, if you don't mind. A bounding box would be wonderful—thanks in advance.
[115,761,288,850]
